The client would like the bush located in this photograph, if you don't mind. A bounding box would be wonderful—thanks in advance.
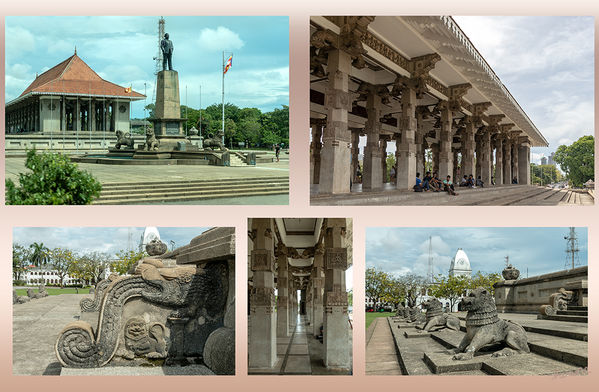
[6,149,102,205]
[13,280,27,286]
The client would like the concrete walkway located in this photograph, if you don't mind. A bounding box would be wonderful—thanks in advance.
[13,294,88,375]
[365,317,402,375]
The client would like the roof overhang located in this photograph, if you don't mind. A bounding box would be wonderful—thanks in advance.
[6,91,146,108]
[310,16,548,147]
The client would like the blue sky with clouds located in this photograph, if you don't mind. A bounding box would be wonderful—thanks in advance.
[366,227,587,279]
[13,227,212,257]
[5,16,289,118]
[369,16,593,165]
[454,16,594,164]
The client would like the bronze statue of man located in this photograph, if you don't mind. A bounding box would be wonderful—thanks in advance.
[161,33,174,71]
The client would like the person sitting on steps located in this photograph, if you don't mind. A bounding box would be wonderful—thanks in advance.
[443,175,458,196]
[476,175,484,188]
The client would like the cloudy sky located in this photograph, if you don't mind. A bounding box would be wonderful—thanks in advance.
[361,16,593,165]
[5,16,289,118]
[13,227,210,257]
[366,227,588,279]
[454,16,594,164]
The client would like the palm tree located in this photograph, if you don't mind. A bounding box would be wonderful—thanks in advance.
[29,242,49,267]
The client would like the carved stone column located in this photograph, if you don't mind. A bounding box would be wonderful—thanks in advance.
[475,134,482,179]
[362,90,383,191]
[351,129,360,183]
[512,135,520,184]
[323,218,350,368]
[432,143,440,174]
[319,50,352,194]
[462,117,476,178]
[453,149,459,184]
[480,129,492,186]
[518,137,531,185]
[380,138,388,183]
[248,219,276,368]
[310,121,323,185]
[276,243,289,337]
[495,134,504,185]
[415,107,426,177]
[438,102,453,179]
[396,85,417,189]
[311,244,324,336]
[503,138,512,185]
[288,269,296,329]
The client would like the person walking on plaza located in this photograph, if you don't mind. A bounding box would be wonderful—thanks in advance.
[274,143,281,162]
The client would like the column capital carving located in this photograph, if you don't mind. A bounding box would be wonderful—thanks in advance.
[391,75,428,99]
[409,53,441,78]
[487,114,505,127]
[499,123,515,133]
[448,83,472,112]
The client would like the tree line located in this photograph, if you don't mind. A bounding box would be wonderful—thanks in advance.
[13,242,147,287]
[140,103,289,149]
[365,267,501,312]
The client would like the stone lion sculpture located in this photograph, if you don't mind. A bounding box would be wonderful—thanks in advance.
[203,131,226,151]
[451,288,529,360]
[27,285,48,299]
[418,298,460,333]
[145,128,159,151]
[117,317,167,360]
[115,130,134,149]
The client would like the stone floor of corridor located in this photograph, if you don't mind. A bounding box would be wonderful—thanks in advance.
[311,183,593,206]
[249,315,353,375]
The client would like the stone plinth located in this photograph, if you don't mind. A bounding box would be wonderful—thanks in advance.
[151,70,186,141]
[494,266,588,313]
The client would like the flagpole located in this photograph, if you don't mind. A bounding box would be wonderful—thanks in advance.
[221,51,225,146]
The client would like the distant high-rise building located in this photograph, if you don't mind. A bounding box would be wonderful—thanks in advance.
[541,157,548,165]
[548,152,556,166]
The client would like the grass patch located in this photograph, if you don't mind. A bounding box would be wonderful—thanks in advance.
[366,311,395,329]
[15,287,91,296]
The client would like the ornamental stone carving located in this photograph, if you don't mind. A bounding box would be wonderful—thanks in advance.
[325,247,348,270]
[251,249,274,271]
[250,287,275,312]
[80,274,118,312]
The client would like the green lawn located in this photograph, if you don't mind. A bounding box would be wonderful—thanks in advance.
[366,311,395,329]
[15,287,91,296]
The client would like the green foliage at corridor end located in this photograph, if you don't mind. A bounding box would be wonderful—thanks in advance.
[5,149,102,205]
[554,135,594,187]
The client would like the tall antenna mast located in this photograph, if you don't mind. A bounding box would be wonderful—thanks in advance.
[564,227,580,269]
[127,228,133,252]
[428,236,433,283]
[154,17,165,76]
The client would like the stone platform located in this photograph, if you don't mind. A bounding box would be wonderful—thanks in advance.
[382,313,587,375]
[311,184,593,206]
[61,365,214,376]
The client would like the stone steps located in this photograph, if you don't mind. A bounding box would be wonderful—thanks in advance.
[568,306,588,311]
[538,314,588,323]
[93,177,289,204]
[429,328,586,374]
[557,310,588,316]
[311,184,593,206]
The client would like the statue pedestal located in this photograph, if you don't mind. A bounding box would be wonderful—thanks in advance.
[151,70,187,148]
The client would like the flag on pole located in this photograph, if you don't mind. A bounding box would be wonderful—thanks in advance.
[124,86,132,93]
[224,55,233,74]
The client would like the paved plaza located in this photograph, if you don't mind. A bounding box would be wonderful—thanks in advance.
[5,155,288,184]
[13,294,84,375]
